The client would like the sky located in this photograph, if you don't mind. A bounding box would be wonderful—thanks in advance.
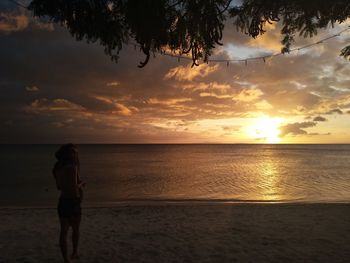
[1,1,350,144]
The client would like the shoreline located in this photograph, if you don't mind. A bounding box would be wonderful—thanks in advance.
[1,200,350,210]
[1,203,350,262]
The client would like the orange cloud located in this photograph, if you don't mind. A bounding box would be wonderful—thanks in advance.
[106,81,120,87]
[94,95,138,116]
[0,13,29,32]
[179,82,232,92]
[147,97,192,105]
[254,100,273,110]
[25,85,39,92]
[247,23,283,52]
[113,103,133,116]
[199,92,232,99]
[0,12,53,33]
[24,98,85,113]
[164,64,219,81]
[233,89,264,102]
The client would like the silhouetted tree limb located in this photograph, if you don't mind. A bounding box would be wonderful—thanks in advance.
[28,0,350,67]
[341,45,350,59]
[230,0,350,56]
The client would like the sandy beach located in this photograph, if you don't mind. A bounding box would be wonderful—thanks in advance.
[1,203,350,263]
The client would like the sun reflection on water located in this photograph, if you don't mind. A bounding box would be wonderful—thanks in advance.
[258,157,285,202]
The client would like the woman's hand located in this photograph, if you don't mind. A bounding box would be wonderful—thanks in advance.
[78,181,86,188]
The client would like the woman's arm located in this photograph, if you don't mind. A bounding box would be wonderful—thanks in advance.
[53,163,61,190]
[75,166,85,200]
[55,179,61,190]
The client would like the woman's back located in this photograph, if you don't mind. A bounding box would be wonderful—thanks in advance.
[54,162,79,199]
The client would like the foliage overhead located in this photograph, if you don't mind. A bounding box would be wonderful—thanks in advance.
[29,0,350,67]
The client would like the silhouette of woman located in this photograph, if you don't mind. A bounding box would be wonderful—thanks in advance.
[53,144,85,263]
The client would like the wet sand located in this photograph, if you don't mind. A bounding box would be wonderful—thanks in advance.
[0,203,349,263]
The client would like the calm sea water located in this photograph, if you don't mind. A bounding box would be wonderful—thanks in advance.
[1,144,350,206]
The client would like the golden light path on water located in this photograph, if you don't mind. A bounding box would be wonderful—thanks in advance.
[258,157,285,201]
[248,117,287,201]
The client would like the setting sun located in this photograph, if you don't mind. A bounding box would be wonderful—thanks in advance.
[248,117,283,143]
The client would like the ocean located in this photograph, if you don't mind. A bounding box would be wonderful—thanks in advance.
[1,144,350,207]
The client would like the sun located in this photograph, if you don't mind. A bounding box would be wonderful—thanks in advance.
[247,117,283,143]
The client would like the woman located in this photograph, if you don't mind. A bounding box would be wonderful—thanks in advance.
[53,144,85,263]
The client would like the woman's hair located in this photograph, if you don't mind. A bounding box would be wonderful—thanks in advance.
[55,143,78,162]
[53,143,80,176]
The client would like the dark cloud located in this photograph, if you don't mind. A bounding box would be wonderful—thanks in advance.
[308,132,331,136]
[280,122,317,137]
[325,108,343,115]
[313,116,327,122]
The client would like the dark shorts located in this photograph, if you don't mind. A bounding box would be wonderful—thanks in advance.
[57,198,81,218]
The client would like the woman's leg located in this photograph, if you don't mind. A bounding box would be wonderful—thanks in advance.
[70,215,81,259]
[59,217,71,263]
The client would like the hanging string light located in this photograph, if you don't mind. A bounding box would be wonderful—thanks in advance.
[150,27,350,66]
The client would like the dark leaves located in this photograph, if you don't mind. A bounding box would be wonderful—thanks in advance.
[231,0,350,57]
[340,45,350,59]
